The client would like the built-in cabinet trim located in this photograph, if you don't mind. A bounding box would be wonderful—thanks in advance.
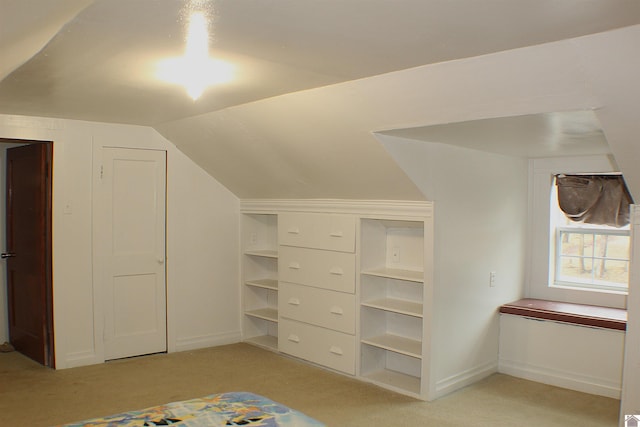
[240,199,433,218]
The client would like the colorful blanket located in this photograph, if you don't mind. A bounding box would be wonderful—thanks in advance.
[54,392,325,426]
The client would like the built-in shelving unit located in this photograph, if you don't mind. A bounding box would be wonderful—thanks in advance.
[240,200,434,401]
[241,213,279,350]
[359,218,429,399]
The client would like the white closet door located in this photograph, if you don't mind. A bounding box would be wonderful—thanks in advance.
[98,147,167,360]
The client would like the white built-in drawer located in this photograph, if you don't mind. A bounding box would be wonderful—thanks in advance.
[278,213,355,253]
[279,282,355,334]
[279,318,356,375]
[279,246,355,293]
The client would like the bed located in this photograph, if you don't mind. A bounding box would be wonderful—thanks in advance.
[54,391,325,426]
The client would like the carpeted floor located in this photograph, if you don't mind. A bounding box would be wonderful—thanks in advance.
[0,343,620,426]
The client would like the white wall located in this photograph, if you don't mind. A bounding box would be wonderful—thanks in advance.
[377,134,528,397]
[166,147,241,353]
[527,155,625,309]
[0,114,240,369]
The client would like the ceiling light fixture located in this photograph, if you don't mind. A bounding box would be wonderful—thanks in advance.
[156,11,233,100]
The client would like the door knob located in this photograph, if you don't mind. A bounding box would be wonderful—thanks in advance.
[1,252,15,259]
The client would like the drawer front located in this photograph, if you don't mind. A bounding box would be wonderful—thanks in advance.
[279,246,355,293]
[278,213,355,252]
[279,319,356,375]
[279,282,355,334]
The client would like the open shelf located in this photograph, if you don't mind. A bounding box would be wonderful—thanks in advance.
[361,267,423,283]
[361,334,422,359]
[360,343,423,396]
[361,369,421,395]
[361,297,422,318]
[244,249,278,259]
[244,334,278,350]
[245,308,278,323]
[245,278,278,291]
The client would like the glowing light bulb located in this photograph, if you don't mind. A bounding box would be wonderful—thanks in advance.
[156,12,233,100]
[185,13,208,59]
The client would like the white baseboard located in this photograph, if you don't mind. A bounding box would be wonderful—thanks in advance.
[435,360,498,398]
[61,350,102,369]
[499,358,622,399]
[174,331,241,352]
[58,332,242,368]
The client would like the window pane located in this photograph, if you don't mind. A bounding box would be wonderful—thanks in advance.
[558,256,593,283]
[594,234,630,259]
[583,233,594,252]
[593,259,629,285]
[556,229,629,290]
[560,232,589,256]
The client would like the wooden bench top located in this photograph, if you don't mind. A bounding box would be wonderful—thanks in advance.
[499,298,627,331]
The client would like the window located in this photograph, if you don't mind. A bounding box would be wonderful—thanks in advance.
[554,227,629,292]
[550,174,632,294]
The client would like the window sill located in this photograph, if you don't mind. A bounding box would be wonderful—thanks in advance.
[550,282,628,296]
[499,298,627,331]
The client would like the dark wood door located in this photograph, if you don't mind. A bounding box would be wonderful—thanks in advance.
[5,142,53,367]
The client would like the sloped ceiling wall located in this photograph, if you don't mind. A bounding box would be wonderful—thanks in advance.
[1,1,638,202]
[0,0,93,81]
[579,26,640,200]
[156,25,640,201]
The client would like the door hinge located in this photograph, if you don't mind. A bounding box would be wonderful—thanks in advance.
[100,165,104,180]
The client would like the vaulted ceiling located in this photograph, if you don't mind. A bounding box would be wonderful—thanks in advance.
[2,1,640,199]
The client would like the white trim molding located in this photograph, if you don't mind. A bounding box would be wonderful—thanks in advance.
[174,331,242,353]
[435,360,498,399]
[61,350,103,369]
[240,199,433,219]
[499,358,622,399]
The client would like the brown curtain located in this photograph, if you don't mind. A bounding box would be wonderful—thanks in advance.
[555,174,633,227]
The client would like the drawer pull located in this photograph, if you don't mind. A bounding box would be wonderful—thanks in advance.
[330,306,344,315]
[288,334,300,343]
[288,297,301,306]
[287,227,300,235]
[329,346,343,356]
[329,231,344,237]
[329,267,344,276]
[288,262,301,270]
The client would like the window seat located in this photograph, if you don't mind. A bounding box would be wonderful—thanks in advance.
[499,298,626,331]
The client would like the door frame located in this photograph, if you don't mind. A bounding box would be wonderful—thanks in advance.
[1,138,54,367]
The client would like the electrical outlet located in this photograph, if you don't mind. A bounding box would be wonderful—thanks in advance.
[391,247,400,263]
[250,232,258,245]
[489,271,496,287]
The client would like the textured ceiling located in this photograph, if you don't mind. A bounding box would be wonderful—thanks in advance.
[1,1,639,200]
[378,110,611,159]
[1,0,639,125]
